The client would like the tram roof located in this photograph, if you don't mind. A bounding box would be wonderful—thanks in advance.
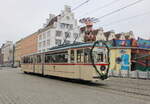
[48,42,95,52]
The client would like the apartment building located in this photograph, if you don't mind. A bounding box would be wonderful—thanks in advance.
[37,5,81,52]
[20,32,38,56]
[14,39,22,67]
[1,41,14,66]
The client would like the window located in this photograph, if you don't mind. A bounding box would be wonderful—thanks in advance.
[92,51,105,63]
[37,55,41,63]
[97,53,104,62]
[43,33,46,39]
[23,56,33,64]
[65,32,71,38]
[56,31,62,37]
[43,41,46,47]
[73,33,78,38]
[47,31,50,37]
[60,23,73,29]
[70,24,73,29]
[47,39,50,46]
[39,42,42,48]
[70,50,74,63]
[60,23,65,29]
[77,49,84,63]
[64,40,70,44]
[66,16,70,20]
[55,39,61,45]
[84,48,91,63]
[39,35,42,40]
[45,51,68,63]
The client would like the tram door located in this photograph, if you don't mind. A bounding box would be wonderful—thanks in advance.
[34,54,43,74]
[76,49,93,80]
[70,49,80,79]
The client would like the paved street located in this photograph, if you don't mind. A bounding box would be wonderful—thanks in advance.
[0,67,150,104]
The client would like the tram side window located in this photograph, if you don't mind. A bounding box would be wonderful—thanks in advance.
[45,52,68,63]
[37,55,41,63]
[29,57,33,63]
[70,50,74,63]
[45,54,53,63]
[57,52,68,63]
[23,56,29,63]
[77,49,84,63]
[84,48,91,63]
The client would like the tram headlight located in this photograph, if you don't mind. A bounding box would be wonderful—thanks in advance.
[100,66,106,71]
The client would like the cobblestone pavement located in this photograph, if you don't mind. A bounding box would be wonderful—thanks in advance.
[0,67,149,104]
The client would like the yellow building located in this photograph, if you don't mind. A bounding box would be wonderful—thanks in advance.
[14,39,22,67]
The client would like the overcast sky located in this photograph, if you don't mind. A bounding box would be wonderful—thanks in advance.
[0,0,150,46]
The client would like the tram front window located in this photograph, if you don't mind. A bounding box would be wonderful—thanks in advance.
[93,49,106,63]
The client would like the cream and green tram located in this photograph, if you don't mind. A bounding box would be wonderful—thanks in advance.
[21,41,110,81]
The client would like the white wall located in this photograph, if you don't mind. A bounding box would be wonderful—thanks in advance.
[37,5,81,53]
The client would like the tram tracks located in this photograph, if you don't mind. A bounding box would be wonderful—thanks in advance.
[21,70,150,101]
[95,78,150,101]
[49,77,150,102]
[56,78,150,101]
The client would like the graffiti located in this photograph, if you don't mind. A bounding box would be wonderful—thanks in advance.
[114,40,131,47]
[121,53,129,70]
[137,37,150,48]
[115,50,130,70]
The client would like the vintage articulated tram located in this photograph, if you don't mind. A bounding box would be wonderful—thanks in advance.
[21,41,110,81]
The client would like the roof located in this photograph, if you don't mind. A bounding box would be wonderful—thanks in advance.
[48,42,94,52]
[92,29,99,35]
[46,15,59,27]
[104,31,111,38]
[115,34,122,39]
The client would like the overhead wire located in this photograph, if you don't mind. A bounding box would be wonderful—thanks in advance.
[78,0,121,18]
[72,0,91,11]
[100,11,150,27]
[97,0,145,20]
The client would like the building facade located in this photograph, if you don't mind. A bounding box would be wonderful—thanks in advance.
[1,41,14,66]
[37,5,81,52]
[20,32,38,57]
[14,39,22,67]
[0,48,3,65]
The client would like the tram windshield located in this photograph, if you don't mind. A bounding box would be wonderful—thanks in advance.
[92,48,107,63]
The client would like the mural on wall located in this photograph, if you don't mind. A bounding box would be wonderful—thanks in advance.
[116,50,130,70]
[137,37,150,48]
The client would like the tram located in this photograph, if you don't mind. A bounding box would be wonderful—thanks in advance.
[21,41,110,81]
